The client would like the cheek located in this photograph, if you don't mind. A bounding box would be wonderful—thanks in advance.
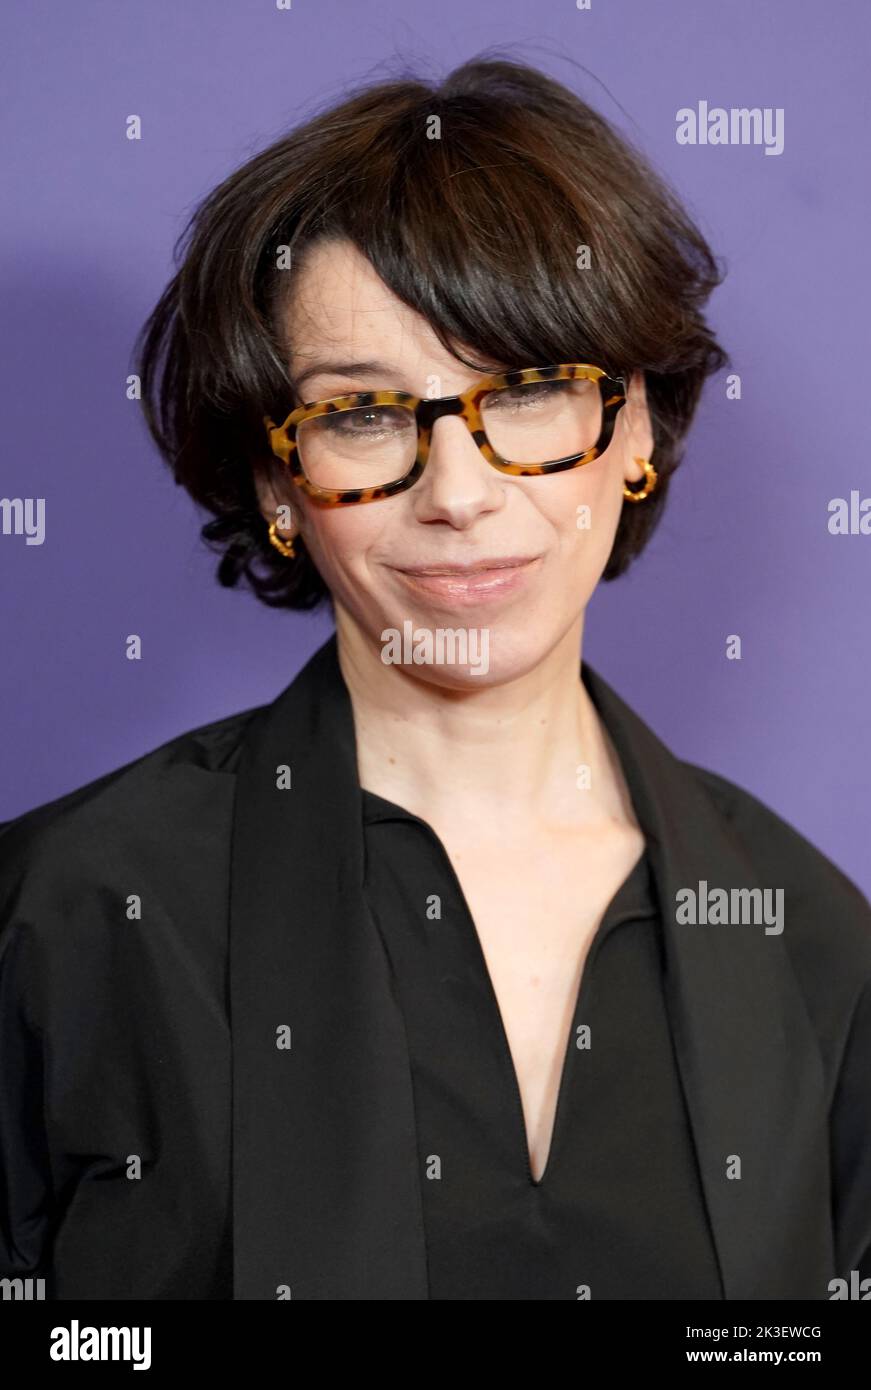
[299,506,381,585]
[538,457,623,554]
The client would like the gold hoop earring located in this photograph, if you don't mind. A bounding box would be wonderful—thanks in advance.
[268,520,297,558]
[623,457,658,503]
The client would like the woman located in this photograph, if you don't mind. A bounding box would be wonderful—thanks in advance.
[1,57,870,1302]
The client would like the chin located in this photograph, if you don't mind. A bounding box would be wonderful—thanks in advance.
[375,616,560,687]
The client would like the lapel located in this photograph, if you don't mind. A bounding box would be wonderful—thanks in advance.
[581,661,834,1300]
[229,632,429,1300]
[229,632,833,1300]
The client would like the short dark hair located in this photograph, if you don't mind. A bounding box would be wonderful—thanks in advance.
[135,55,728,611]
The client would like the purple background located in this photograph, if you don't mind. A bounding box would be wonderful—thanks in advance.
[2,0,869,893]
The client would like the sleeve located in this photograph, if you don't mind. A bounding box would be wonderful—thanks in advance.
[0,836,56,1288]
[830,976,871,1280]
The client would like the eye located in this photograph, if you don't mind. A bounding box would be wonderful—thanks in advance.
[316,406,415,440]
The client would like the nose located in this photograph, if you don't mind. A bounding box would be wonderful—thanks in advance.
[410,412,505,524]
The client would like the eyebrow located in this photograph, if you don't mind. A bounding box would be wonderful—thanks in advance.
[290,359,400,397]
[290,355,513,399]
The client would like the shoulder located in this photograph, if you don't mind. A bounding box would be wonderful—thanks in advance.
[0,703,263,929]
[681,755,871,981]
[684,757,870,914]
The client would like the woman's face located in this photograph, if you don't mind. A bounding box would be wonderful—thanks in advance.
[260,238,654,685]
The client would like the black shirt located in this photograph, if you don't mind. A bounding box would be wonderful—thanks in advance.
[361,787,724,1300]
[2,633,870,1299]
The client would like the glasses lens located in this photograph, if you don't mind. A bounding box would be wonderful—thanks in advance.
[481,376,603,465]
[297,403,417,490]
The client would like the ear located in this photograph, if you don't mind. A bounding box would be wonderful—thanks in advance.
[254,462,299,536]
[621,371,655,486]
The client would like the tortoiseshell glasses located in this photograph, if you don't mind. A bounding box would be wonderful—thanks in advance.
[263,363,628,506]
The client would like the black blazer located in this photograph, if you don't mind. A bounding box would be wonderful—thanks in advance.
[1,632,870,1300]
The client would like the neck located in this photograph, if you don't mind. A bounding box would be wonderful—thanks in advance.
[334,610,636,835]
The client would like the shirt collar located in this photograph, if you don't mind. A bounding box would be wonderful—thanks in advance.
[360,759,657,924]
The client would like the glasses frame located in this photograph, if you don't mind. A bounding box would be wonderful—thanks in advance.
[263,363,628,507]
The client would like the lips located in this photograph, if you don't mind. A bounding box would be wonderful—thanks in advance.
[396,556,537,576]
[391,555,541,606]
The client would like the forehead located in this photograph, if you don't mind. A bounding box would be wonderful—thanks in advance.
[280,237,500,390]
[284,239,422,354]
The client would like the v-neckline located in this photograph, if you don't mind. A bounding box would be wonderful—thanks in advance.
[361,787,653,1189]
[451,844,651,1189]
